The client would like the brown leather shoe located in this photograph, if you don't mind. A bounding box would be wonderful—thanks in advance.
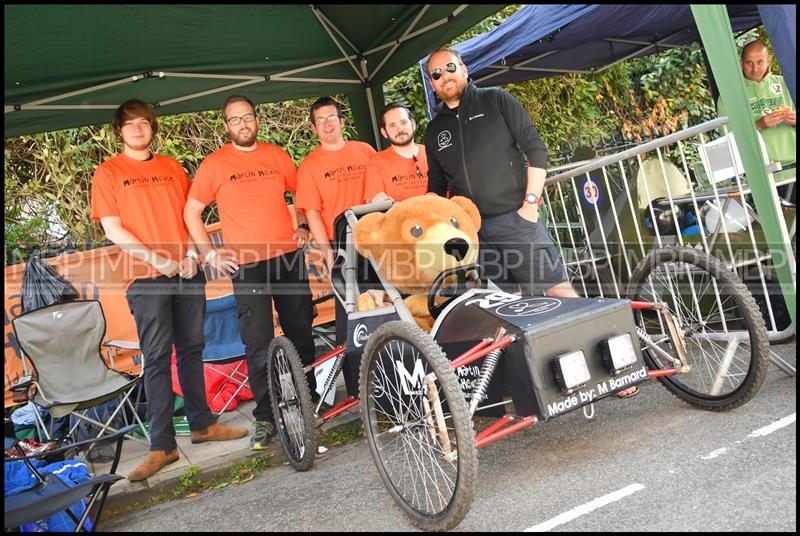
[190,422,248,444]
[127,449,179,482]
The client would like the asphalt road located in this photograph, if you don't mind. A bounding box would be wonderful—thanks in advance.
[105,343,796,532]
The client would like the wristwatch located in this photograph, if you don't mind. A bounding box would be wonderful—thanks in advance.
[524,192,543,206]
[297,223,310,231]
[185,249,199,263]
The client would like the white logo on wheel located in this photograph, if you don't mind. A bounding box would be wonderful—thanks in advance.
[396,359,426,396]
[353,323,369,348]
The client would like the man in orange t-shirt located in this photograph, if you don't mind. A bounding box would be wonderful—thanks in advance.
[295,96,376,276]
[184,95,315,450]
[296,97,375,274]
[295,96,376,395]
[91,99,246,483]
[364,103,429,203]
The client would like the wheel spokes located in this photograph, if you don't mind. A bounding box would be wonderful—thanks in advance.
[272,348,306,459]
[640,261,753,397]
[366,339,460,516]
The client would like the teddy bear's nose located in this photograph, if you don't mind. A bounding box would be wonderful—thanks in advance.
[444,238,469,261]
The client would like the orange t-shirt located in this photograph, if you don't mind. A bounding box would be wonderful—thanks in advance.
[190,143,298,264]
[364,146,429,202]
[91,153,190,283]
[295,141,376,240]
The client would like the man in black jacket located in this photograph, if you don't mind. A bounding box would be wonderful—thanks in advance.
[424,48,639,399]
[424,46,576,299]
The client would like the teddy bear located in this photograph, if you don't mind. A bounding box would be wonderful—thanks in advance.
[352,195,482,332]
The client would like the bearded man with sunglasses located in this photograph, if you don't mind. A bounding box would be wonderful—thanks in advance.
[424,47,578,296]
[184,95,317,450]
[424,48,639,399]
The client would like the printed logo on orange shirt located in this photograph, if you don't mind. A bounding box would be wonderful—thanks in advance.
[324,164,367,180]
[229,168,284,182]
[122,175,175,187]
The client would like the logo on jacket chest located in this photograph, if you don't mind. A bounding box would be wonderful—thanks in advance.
[437,130,453,151]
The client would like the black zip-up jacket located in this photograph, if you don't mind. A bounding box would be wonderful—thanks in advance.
[425,81,549,217]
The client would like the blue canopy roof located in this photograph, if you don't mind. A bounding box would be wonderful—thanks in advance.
[420,4,795,117]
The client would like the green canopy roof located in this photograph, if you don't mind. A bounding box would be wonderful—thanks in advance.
[4,4,502,142]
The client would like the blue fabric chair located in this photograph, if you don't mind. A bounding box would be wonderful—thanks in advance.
[202,294,249,414]
[4,424,135,532]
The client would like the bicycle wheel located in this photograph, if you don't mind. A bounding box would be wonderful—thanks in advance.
[267,336,316,471]
[627,247,769,411]
[359,321,476,531]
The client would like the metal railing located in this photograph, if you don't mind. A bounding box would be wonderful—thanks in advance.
[543,117,796,341]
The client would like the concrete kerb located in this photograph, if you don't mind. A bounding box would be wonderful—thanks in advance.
[105,445,277,514]
[104,408,362,516]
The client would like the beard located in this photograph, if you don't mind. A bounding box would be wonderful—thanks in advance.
[436,78,467,103]
[388,131,414,147]
[231,128,257,147]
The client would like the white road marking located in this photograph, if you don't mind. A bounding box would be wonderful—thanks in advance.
[525,484,645,532]
[700,447,727,460]
[748,413,796,439]
[523,413,793,532]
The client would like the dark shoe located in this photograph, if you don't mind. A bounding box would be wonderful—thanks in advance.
[127,449,179,481]
[311,395,333,417]
[316,401,333,416]
[615,385,640,399]
[250,420,277,451]
[190,422,248,444]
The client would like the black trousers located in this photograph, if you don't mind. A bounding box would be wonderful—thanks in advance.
[126,271,215,452]
[231,250,315,423]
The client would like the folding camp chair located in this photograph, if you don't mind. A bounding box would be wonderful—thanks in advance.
[202,294,251,414]
[4,423,135,532]
[10,300,149,446]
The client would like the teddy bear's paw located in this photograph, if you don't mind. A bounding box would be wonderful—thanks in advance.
[357,292,379,312]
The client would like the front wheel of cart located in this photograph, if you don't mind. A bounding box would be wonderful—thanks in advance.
[359,321,476,531]
[267,336,317,471]
[627,247,769,411]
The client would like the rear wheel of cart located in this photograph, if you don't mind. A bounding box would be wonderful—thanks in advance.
[627,246,768,411]
[359,321,476,531]
[267,336,316,471]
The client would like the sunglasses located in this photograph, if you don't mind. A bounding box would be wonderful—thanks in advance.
[430,62,458,81]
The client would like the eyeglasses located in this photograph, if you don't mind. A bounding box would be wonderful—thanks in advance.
[412,154,423,178]
[314,114,341,125]
[226,113,256,126]
[430,62,458,81]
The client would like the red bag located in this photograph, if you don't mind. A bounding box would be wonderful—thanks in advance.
[170,349,253,413]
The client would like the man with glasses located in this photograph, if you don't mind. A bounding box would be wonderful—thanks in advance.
[424,47,638,398]
[91,99,247,482]
[184,95,317,450]
[365,103,429,203]
[296,96,376,277]
[295,96,376,396]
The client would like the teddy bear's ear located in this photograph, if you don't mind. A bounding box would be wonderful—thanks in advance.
[353,212,386,259]
[450,196,482,229]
